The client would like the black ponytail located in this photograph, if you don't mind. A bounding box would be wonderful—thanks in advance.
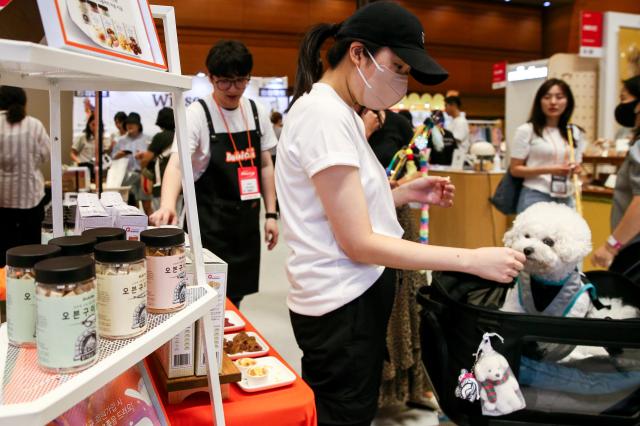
[0,86,27,125]
[289,23,340,108]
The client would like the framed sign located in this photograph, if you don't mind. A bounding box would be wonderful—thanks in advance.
[37,0,167,70]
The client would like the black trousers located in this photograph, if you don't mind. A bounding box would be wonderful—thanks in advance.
[290,268,396,426]
[0,198,45,267]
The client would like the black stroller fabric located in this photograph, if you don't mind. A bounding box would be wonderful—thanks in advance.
[418,271,640,426]
[610,241,640,285]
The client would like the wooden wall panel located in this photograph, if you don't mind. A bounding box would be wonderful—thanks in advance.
[399,0,542,54]
[153,0,549,110]
[544,0,640,56]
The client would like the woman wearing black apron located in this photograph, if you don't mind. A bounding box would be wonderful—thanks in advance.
[151,40,279,306]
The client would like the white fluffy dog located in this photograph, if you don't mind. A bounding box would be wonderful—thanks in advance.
[501,202,593,318]
[501,202,639,359]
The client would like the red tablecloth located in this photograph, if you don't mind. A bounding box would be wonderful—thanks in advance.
[155,300,317,426]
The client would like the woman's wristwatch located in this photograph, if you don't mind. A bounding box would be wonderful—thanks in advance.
[265,212,278,220]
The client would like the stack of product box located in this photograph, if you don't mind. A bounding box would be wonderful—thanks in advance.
[153,247,228,379]
[100,192,147,240]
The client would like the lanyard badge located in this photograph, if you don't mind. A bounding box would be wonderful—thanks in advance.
[214,98,261,201]
[238,166,261,200]
[550,174,568,196]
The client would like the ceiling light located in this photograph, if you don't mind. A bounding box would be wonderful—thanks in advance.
[543,1,551,6]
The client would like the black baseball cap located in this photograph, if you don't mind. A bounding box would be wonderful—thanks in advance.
[336,1,448,85]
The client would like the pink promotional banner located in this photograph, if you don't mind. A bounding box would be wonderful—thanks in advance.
[580,10,604,58]
[492,61,507,90]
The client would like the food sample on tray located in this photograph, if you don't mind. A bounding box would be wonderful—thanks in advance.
[224,332,263,355]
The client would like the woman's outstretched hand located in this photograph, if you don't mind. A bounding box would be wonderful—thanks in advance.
[393,176,455,207]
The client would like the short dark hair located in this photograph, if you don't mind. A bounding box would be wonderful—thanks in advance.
[206,40,253,77]
[155,107,175,131]
[623,75,640,99]
[114,111,127,123]
[529,78,575,141]
[445,96,461,108]
[0,86,27,124]
[270,111,283,125]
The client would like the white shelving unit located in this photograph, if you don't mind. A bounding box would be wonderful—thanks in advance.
[0,6,225,425]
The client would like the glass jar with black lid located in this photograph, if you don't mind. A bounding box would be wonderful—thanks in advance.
[95,240,147,339]
[48,235,97,258]
[34,255,97,373]
[5,245,61,347]
[140,228,187,313]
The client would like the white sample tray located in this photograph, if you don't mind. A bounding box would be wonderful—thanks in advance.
[0,286,216,425]
[224,310,245,333]
[236,356,296,393]
[224,332,269,360]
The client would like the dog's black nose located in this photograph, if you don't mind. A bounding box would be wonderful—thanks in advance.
[524,247,534,256]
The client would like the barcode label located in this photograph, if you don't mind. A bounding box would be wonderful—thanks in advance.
[173,353,190,367]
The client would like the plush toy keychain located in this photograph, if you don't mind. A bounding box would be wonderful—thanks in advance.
[456,332,526,417]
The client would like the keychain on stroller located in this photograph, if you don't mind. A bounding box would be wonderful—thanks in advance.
[455,332,526,416]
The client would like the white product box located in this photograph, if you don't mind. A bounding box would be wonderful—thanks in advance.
[113,204,148,241]
[154,323,195,379]
[75,193,112,233]
[100,191,125,215]
[185,248,228,376]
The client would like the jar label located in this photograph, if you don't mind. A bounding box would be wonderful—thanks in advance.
[37,289,97,369]
[98,265,147,337]
[147,253,187,310]
[7,276,36,344]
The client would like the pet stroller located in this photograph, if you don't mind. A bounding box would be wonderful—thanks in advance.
[419,271,640,426]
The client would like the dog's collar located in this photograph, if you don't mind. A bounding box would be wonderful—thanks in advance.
[531,270,575,287]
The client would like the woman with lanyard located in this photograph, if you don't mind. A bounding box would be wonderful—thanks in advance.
[275,3,525,425]
[151,40,278,307]
[510,78,583,213]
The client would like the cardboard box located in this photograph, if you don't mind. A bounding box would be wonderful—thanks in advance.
[154,323,195,379]
[75,193,112,233]
[185,248,228,376]
[113,204,147,241]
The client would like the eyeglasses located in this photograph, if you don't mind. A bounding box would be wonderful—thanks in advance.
[213,76,251,91]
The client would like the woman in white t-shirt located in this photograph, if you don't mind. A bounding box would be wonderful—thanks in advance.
[510,78,583,213]
[275,3,525,425]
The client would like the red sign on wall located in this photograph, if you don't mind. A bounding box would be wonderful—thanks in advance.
[492,61,507,90]
[580,11,604,58]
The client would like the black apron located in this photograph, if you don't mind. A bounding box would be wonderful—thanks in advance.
[191,98,262,299]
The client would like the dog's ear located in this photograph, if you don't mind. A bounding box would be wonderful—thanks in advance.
[503,227,517,248]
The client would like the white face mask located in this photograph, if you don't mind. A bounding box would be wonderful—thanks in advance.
[355,49,408,111]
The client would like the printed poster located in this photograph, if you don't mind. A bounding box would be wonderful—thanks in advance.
[37,0,166,70]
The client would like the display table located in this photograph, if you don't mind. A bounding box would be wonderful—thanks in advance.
[426,166,510,248]
[150,300,317,426]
